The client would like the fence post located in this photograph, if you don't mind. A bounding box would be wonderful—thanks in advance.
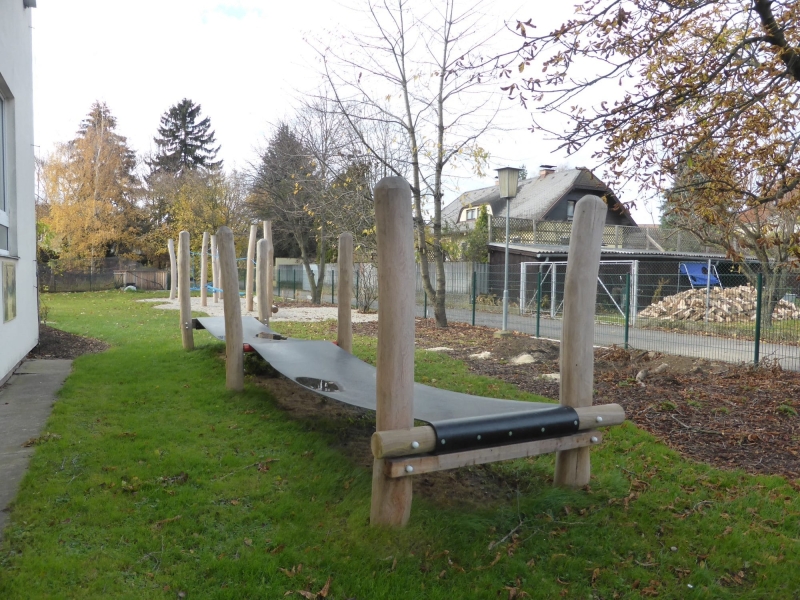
[423,291,427,320]
[471,270,477,326]
[536,270,542,338]
[355,268,359,310]
[624,273,631,349]
[293,269,297,300]
[277,269,281,298]
[332,269,335,304]
[754,273,763,365]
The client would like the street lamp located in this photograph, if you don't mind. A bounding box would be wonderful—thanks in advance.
[497,167,521,335]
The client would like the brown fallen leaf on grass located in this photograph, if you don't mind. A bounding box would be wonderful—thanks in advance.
[22,432,62,447]
[288,576,331,599]
[151,515,181,530]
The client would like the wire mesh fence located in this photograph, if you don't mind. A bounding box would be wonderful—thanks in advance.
[38,258,167,293]
[414,260,800,370]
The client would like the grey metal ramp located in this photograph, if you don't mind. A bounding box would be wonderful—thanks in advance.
[195,316,555,423]
[195,316,279,341]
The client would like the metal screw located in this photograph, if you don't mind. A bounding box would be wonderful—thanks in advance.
[476,435,482,441]
[405,465,414,473]
[411,441,420,449]
[508,431,513,437]
[541,427,545,433]
[591,436,599,443]
[441,439,446,445]
[596,416,603,423]
[573,420,578,426]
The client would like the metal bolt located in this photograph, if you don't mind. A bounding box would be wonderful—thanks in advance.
[441,439,446,445]
[411,441,420,449]
[508,431,513,437]
[591,436,599,443]
[405,465,414,473]
[476,435,482,441]
[541,427,545,433]
[573,420,578,426]
[596,416,603,423]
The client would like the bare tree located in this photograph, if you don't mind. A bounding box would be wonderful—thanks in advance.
[317,0,502,327]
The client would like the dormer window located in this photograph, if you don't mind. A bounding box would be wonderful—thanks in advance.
[566,200,575,221]
[464,208,477,221]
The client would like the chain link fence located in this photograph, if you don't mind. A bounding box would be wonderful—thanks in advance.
[414,260,800,370]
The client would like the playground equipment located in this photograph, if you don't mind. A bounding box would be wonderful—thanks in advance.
[679,261,722,290]
[183,179,624,527]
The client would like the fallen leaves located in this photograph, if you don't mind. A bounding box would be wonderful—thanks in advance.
[151,515,181,530]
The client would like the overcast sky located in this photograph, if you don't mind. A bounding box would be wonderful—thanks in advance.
[30,0,657,222]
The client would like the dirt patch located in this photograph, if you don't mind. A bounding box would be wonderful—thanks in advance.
[27,325,109,360]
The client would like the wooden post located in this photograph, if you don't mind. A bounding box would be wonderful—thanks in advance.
[210,235,219,303]
[256,239,269,324]
[337,232,354,353]
[245,224,257,312]
[200,232,209,307]
[168,238,177,300]
[371,177,414,527]
[264,220,274,319]
[217,226,244,391]
[178,231,194,350]
[554,195,607,488]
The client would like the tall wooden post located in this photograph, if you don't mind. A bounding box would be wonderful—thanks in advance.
[200,232,209,307]
[210,234,219,303]
[256,239,269,324]
[178,231,194,350]
[168,238,177,300]
[217,226,244,391]
[337,232,354,353]
[554,195,606,488]
[264,221,274,318]
[371,177,414,527]
[245,224,257,312]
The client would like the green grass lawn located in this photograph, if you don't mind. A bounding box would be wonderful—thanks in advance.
[1,291,799,599]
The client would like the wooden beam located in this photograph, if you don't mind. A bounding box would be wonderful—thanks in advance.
[371,404,625,458]
[384,432,603,478]
[217,226,243,391]
[200,232,209,307]
[370,177,414,527]
[178,231,194,351]
[245,224,257,312]
[256,239,268,324]
[210,234,219,303]
[337,232,354,353]
[264,220,274,323]
[167,238,177,300]
[555,195,607,488]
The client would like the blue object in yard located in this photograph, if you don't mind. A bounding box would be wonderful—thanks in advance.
[679,262,721,288]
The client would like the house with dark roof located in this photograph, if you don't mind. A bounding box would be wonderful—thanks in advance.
[442,166,637,227]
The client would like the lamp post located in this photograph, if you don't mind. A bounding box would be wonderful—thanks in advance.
[497,167,521,335]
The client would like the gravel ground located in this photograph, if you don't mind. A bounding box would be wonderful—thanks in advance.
[139,296,379,323]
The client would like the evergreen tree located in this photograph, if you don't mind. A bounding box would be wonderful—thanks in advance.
[149,99,221,175]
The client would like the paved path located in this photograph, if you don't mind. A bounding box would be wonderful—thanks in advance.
[417,306,800,370]
[0,359,72,540]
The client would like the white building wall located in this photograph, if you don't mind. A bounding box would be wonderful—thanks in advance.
[0,1,37,382]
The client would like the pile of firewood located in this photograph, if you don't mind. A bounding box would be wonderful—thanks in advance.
[638,285,800,322]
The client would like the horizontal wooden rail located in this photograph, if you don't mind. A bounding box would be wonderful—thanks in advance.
[384,431,603,478]
[371,403,624,459]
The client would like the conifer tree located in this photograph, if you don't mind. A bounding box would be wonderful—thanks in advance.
[149,98,221,175]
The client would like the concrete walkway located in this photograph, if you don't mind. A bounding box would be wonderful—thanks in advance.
[0,359,72,540]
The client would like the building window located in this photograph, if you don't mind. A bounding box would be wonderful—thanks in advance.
[464,208,477,221]
[566,200,575,221]
[0,94,7,254]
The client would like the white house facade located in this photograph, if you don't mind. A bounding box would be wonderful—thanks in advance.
[0,0,38,384]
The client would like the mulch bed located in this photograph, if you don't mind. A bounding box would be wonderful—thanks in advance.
[27,325,109,360]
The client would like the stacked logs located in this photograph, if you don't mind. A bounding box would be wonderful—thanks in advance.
[638,286,800,322]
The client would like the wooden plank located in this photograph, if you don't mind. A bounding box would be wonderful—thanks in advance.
[385,432,602,478]
[245,224,257,312]
[337,232,354,353]
[200,232,209,307]
[371,404,624,458]
[555,195,607,488]
[217,226,244,391]
[178,231,194,351]
[168,238,177,300]
[371,177,414,527]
